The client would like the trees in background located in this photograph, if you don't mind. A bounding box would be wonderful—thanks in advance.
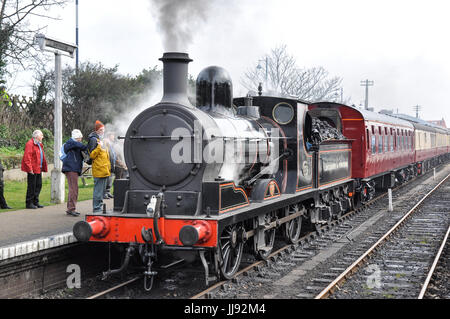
[242,45,345,103]
[0,61,163,166]
[29,62,164,138]
[0,0,70,85]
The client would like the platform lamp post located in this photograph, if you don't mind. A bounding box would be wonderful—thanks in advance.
[257,57,268,92]
[35,33,77,204]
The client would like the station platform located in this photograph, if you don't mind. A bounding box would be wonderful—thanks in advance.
[0,198,113,260]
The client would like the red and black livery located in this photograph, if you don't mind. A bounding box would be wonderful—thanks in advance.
[73,53,449,288]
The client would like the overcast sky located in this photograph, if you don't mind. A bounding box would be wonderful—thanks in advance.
[10,0,450,124]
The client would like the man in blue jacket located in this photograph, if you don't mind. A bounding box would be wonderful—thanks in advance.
[62,129,88,216]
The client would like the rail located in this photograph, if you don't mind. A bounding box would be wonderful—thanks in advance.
[418,225,450,299]
[314,172,450,299]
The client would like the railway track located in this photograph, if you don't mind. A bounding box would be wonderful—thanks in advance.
[419,226,449,299]
[190,165,450,299]
[67,178,390,300]
[316,173,450,299]
[421,228,450,299]
[25,164,449,299]
[86,276,141,299]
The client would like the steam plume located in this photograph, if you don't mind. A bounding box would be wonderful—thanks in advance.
[148,0,213,52]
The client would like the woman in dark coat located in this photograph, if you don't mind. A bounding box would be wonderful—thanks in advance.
[62,129,88,216]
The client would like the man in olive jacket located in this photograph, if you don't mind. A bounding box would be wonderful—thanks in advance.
[88,121,111,213]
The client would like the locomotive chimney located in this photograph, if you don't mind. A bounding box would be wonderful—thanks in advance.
[159,52,193,107]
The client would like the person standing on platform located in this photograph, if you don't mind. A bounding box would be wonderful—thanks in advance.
[87,121,111,213]
[62,129,88,217]
[21,130,48,209]
[0,161,11,209]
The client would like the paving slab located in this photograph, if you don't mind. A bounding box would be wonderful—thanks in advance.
[0,198,113,247]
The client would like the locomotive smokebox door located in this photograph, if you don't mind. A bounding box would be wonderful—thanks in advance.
[129,109,197,187]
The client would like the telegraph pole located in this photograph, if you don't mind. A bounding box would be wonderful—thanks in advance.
[360,79,374,110]
[413,105,421,118]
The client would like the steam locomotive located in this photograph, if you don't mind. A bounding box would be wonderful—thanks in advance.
[73,52,450,289]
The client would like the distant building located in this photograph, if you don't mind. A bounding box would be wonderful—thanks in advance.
[427,118,447,128]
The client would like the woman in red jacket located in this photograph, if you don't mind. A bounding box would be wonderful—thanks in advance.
[21,130,48,209]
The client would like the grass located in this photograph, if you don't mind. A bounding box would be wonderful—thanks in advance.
[0,146,23,157]
[1,176,95,212]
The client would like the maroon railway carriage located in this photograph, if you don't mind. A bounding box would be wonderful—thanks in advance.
[411,122,449,172]
[378,114,450,175]
[308,102,415,202]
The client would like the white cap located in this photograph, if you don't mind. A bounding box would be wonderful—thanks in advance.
[72,129,83,139]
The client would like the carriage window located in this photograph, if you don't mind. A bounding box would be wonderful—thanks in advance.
[403,131,406,149]
[401,130,405,150]
[378,132,383,153]
[406,132,409,150]
[371,134,376,154]
[384,135,388,152]
[390,135,394,152]
[366,129,370,152]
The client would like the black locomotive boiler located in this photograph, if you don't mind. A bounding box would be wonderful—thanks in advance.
[73,52,355,287]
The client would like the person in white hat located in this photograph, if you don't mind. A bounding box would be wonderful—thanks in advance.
[62,129,88,216]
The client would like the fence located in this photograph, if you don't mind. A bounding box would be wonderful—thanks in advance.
[0,94,78,138]
[0,94,70,168]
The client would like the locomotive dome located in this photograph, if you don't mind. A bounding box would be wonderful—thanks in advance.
[196,66,233,110]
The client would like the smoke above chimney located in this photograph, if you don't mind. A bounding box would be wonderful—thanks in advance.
[148,0,213,52]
